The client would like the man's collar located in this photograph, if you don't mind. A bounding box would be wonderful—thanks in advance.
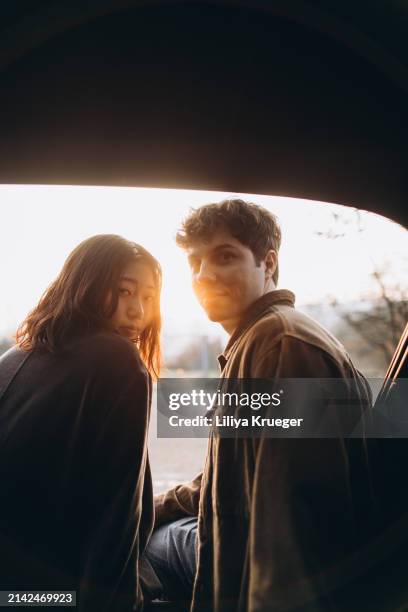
[218,289,295,370]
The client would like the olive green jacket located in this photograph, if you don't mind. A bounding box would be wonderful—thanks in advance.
[155,290,373,611]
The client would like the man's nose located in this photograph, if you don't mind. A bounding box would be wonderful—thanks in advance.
[196,261,217,284]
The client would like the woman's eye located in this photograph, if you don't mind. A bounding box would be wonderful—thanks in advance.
[119,288,131,296]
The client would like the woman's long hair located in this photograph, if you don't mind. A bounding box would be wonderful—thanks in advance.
[16,234,162,379]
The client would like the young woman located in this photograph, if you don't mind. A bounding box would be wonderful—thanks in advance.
[0,234,161,612]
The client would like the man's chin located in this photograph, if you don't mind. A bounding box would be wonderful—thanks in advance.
[202,306,226,322]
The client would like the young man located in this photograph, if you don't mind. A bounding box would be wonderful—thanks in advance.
[146,199,373,611]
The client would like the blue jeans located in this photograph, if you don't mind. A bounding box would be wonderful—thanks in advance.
[142,517,197,602]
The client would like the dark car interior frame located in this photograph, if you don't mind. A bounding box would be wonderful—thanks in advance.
[0,0,408,556]
[0,5,406,606]
[1,0,406,375]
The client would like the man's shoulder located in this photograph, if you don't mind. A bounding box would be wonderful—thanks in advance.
[243,304,347,362]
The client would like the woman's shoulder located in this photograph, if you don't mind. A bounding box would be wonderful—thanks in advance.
[77,331,135,353]
[70,332,146,374]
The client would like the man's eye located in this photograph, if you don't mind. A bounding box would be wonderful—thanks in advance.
[119,287,131,296]
[219,252,235,262]
[144,295,154,303]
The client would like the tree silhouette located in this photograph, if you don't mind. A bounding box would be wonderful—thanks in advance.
[316,209,407,366]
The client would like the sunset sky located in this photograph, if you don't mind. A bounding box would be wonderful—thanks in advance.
[1,185,406,347]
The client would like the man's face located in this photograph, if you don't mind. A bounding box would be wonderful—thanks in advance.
[187,231,271,334]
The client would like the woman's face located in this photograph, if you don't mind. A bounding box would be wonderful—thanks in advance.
[110,260,157,341]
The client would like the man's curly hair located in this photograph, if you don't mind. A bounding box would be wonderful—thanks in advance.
[176,198,282,284]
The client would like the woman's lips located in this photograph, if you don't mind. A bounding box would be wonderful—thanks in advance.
[120,326,140,337]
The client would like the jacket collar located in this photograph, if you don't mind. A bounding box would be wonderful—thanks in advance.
[217,289,295,370]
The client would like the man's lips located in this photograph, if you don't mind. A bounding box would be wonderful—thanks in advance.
[200,291,229,302]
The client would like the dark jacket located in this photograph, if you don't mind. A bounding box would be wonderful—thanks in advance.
[0,332,154,612]
[155,290,374,611]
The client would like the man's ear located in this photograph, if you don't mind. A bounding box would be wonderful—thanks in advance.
[264,250,277,280]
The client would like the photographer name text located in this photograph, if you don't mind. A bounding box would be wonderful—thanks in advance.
[168,415,303,429]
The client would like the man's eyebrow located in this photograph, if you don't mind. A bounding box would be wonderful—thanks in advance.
[188,244,237,259]
[212,244,238,251]
[120,276,155,290]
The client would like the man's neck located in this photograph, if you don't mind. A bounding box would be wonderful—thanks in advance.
[221,317,240,336]
[221,285,277,336]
